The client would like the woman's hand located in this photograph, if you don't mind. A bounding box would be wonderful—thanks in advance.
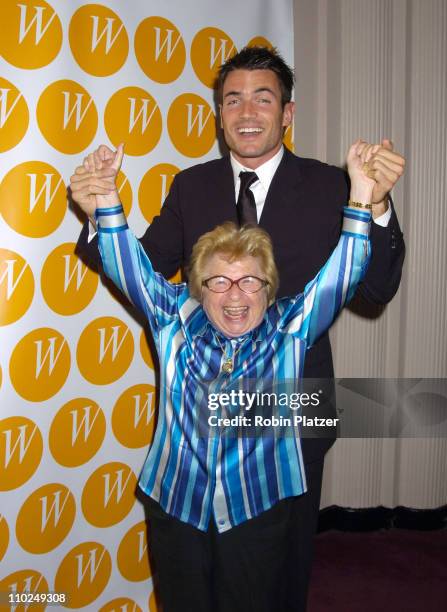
[69,143,124,217]
[346,140,378,206]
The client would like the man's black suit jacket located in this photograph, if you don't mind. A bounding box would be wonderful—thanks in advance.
[78,147,405,463]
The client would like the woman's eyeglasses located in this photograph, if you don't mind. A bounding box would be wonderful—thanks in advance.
[202,275,268,294]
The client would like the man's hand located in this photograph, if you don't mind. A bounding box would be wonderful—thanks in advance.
[347,140,378,205]
[69,144,124,219]
[367,139,405,211]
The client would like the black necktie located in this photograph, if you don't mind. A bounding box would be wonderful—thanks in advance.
[236,171,258,226]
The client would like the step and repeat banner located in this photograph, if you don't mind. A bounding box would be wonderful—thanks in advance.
[0,0,293,609]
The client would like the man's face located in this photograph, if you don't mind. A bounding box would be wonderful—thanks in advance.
[219,69,294,169]
[201,254,268,338]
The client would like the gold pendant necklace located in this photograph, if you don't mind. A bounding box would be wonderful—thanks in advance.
[222,358,234,374]
[215,336,243,374]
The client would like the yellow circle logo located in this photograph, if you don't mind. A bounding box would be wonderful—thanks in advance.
[138,163,180,224]
[117,521,151,582]
[16,483,76,554]
[100,599,142,612]
[0,77,29,152]
[49,397,106,467]
[140,330,155,370]
[82,462,136,527]
[134,16,186,83]
[247,36,274,49]
[9,327,70,401]
[190,27,236,88]
[77,316,134,385]
[0,416,43,491]
[0,161,66,238]
[148,591,158,612]
[167,93,216,157]
[69,4,128,76]
[104,87,162,156]
[41,242,98,315]
[0,570,49,611]
[112,384,156,449]
[0,514,9,562]
[170,269,182,283]
[0,248,34,326]
[54,541,111,609]
[283,120,294,152]
[0,0,62,69]
[37,79,98,154]
[116,169,133,217]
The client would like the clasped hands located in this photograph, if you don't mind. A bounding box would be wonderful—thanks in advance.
[69,143,125,223]
[348,138,405,217]
[69,139,405,221]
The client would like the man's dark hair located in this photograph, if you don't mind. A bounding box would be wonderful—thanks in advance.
[217,46,294,106]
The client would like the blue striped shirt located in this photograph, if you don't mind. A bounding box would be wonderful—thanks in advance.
[97,205,371,532]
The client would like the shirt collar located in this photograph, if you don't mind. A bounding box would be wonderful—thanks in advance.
[230,146,284,194]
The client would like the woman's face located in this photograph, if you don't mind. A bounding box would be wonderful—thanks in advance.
[201,253,268,338]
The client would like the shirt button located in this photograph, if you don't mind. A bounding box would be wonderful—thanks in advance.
[218,519,226,526]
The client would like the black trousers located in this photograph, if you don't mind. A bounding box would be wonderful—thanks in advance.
[141,458,324,612]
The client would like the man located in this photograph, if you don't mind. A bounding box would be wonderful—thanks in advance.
[71,46,405,611]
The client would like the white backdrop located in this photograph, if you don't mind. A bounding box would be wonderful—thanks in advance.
[0,0,294,609]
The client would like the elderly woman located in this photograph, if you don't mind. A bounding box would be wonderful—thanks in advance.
[89,141,374,611]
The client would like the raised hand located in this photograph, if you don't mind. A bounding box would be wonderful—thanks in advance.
[368,139,405,206]
[69,143,124,218]
[346,140,378,206]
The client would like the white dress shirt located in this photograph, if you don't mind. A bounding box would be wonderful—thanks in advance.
[230,145,391,227]
[230,147,284,223]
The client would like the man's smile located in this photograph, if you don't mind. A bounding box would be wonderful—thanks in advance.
[237,127,264,134]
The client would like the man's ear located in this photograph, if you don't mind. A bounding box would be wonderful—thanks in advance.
[282,101,295,128]
[219,104,224,129]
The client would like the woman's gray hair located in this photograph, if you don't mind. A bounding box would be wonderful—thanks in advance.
[188,222,279,304]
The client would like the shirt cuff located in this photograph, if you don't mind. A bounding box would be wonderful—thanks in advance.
[372,204,392,227]
[95,205,128,233]
[342,206,371,237]
[88,218,97,242]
